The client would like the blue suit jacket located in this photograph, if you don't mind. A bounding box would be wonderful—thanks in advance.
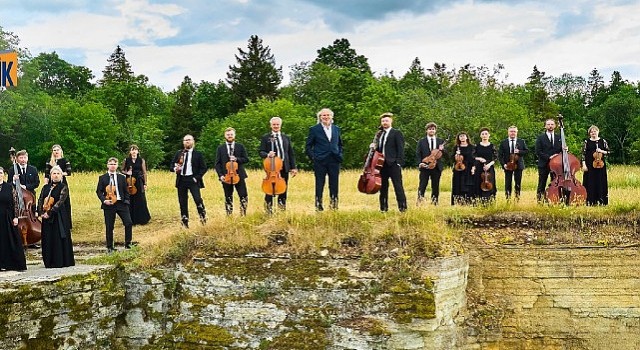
[305,123,343,162]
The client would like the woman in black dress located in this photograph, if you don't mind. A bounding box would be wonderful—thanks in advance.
[38,166,74,268]
[45,144,72,230]
[581,125,609,205]
[0,167,27,271]
[122,145,151,225]
[451,132,476,205]
[474,128,497,204]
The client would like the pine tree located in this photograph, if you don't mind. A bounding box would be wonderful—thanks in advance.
[167,76,196,150]
[99,45,134,85]
[226,35,282,112]
[315,38,371,75]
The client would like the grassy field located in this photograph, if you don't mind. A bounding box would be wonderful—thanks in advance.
[58,165,640,265]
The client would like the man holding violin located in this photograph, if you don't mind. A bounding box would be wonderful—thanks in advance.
[259,116,297,214]
[215,127,249,216]
[172,134,208,228]
[96,157,132,252]
[416,122,446,205]
[498,125,528,200]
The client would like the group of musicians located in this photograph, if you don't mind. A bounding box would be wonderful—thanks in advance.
[205,110,609,217]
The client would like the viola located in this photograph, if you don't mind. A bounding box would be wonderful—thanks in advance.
[592,147,605,169]
[545,114,587,205]
[505,153,519,171]
[105,183,118,204]
[261,135,287,195]
[42,184,56,212]
[223,145,241,185]
[454,147,466,171]
[480,169,493,192]
[358,128,385,194]
[8,147,41,246]
[422,141,446,170]
[126,173,137,195]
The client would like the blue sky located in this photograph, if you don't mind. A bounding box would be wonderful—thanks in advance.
[1,0,639,91]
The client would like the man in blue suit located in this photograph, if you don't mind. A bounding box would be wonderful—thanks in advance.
[305,108,343,211]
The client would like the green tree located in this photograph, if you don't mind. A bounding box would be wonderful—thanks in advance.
[166,76,196,154]
[227,35,282,112]
[315,38,371,75]
[22,52,94,98]
[193,80,233,133]
[524,65,557,119]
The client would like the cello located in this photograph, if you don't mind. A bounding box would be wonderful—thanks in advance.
[9,148,42,246]
[261,135,287,196]
[545,115,587,205]
[358,127,385,194]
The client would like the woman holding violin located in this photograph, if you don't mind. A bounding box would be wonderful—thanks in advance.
[581,125,610,205]
[0,166,27,271]
[473,128,497,204]
[122,145,151,225]
[38,166,74,268]
[44,144,72,229]
[451,132,476,205]
[215,127,249,216]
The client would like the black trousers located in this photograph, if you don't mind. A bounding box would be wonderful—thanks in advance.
[264,171,289,209]
[536,166,551,201]
[222,179,248,215]
[379,163,407,211]
[313,156,340,204]
[504,169,523,199]
[418,168,442,204]
[103,202,132,249]
[178,176,205,219]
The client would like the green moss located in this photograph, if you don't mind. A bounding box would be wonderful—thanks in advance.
[170,321,235,348]
[266,329,329,350]
[18,315,63,350]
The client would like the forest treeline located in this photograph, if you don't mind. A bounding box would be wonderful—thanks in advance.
[1,28,639,171]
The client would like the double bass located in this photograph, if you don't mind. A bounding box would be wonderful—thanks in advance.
[358,127,385,194]
[545,115,587,205]
[261,135,287,195]
[9,148,41,246]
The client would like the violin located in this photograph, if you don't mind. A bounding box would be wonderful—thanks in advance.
[422,140,446,170]
[592,147,605,169]
[223,145,240,185]
[9,147,41,246]
[454,147,466,171]
[261,135,287,195]
[126,169,137,195]
[105,183,118,204]
[358,127,385,194]
[545,114,587,205]
[480,169,493,192]
[42,184,56,212]
[505,153,519,171]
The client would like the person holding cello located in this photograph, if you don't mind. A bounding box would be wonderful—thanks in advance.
[259,116,297,214]
[0,166,27,271]
[96,157,133,253]
[373,112,407,212]
[305,108,343,211]
[215,127,249,216]
[498,126,528,201]
[416,122,446,205]
[172,134,208,228]
[581,125,610,205]
[535,118,563,202]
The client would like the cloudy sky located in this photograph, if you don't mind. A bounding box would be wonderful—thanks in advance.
[1,0,639,91]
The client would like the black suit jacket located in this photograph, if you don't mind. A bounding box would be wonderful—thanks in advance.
[96,172,130,209]
[380,128,405,167]
[305,123,343,162]
[8,164,40,194]
[498,138,529,170]
[535,132,563,168]
[214,142,249,179]
[171,149,207,188]
[416,136,447,171]
[260,133,296,172]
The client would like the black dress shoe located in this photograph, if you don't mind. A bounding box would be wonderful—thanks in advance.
[107,247,117,253]
[27,244,40,249]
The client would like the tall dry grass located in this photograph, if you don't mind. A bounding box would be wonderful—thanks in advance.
[62,165,640,265]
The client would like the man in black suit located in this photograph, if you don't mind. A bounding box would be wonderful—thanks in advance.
[259,116,298,214]
[96,157,132,252]
[305,108,343,211]
[214,127,249,216]
[416,122,446,205]
[535,118,563,202]
[9,149,40,196]
[171,134,207,228]
[375,112,407,212]
[498,125,529,200]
